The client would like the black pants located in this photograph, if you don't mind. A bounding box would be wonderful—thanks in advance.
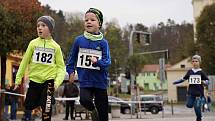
[80,87,108,121]
[64,101,75,119]
[24,80,54,121]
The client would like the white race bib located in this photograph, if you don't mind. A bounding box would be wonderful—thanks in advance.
[189,75,201,84]
[77,48,102,70]
[32,47,55,65]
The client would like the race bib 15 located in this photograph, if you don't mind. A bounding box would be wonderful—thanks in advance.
[77,48,102,70]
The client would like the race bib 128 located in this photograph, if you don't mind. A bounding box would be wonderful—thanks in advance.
[77,48,102,70]
[189,75,201,84]
[32,47,55,65]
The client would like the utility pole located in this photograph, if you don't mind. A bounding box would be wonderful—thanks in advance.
[137,49,168,58]
[159,58,165,118]
[138,50,168,118]
[128,30,151,117]
[130,46,168,118]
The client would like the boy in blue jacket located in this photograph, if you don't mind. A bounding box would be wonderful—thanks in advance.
[173,55,209,121]
[66,8,111,121]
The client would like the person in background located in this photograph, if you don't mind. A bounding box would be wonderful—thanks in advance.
[10,83,19,120]
[4,84,11,120]
[66,8,111,121]
[173,55,210,121]
[62,73,79,120]
[206,93,212,112]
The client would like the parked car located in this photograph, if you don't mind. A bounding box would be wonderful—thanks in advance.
[108,96,131,114]
[138,95,163,114]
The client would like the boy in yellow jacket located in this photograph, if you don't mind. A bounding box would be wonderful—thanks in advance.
[14,16,66,121]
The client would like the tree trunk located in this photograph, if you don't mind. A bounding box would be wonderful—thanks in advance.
[0,54,6,120]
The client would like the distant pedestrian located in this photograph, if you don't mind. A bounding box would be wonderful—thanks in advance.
[4,84,11,120]
[62,73,79,120]
[206,93,212,112]
[66,8,111,121]
[10,83,19,120]
[173,55,210,121]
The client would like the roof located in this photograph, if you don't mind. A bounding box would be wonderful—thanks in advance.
[166,57,192,71]
[142,64,171,72]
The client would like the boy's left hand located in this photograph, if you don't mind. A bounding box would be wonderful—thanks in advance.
[203,80,209,85]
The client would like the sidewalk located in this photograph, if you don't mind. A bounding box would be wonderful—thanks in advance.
[14,104,215,121]
[13,111,215,121]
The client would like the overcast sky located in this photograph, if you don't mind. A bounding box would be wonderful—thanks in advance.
[38,0,194,27]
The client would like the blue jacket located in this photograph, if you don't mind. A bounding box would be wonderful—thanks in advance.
[66,35,111,89]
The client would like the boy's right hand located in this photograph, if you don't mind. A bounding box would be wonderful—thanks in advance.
[69,72,75,82]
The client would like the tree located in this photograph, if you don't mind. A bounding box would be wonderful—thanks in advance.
[64,12,84,57]
[104,21,127,81]
[146,19,194,64]
[174,23,195,63]
[1,0,43,49]
[42,5,69,56]
[0,0,43,81]
[0,1,43,119]
[128,55,145,77]
[196,3,215,74]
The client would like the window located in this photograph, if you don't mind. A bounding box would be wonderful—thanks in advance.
[141,97,154,101]
[180,64,185,68]
[144,83,149,90]
[155,96,162,101]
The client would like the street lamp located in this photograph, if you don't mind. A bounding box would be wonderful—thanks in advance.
[129,30,151,56]
[128,30,151,117]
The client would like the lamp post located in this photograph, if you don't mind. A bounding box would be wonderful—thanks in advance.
[128,30,151,117]
[137,50,168,118]
[128,29,168,118]
[129,30,151,56]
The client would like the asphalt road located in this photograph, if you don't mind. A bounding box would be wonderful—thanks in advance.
[9,104,215,121]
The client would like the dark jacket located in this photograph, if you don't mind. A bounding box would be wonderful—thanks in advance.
[10,88,19,103]
[183,69,209,96]
[62,82,79,98]
[66,35,111,89]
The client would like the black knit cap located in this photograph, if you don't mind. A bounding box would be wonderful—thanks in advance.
[86,8,103,28]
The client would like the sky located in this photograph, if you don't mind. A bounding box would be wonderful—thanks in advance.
[38,0,194,27]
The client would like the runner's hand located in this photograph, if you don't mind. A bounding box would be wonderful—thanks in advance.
[203,80,209,85]
[91,56,98,63]
[69,72,75,82]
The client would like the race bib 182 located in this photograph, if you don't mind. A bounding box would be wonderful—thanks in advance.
[189,75,201,84]
[77,48,102,70]
[32,47,55,65]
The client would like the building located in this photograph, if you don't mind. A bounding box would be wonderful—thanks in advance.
[0,52,26,109]
[167,57,192,103]
[136,64,170,91]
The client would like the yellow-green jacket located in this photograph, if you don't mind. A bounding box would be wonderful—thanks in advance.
[15,37,66,88]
